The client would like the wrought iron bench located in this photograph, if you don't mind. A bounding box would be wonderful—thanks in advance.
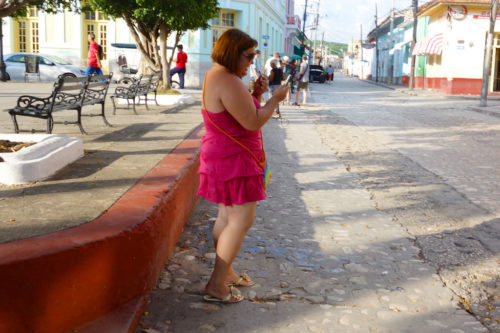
[138,72,162,108]
[5,74,113,135]
[110,72,162,114]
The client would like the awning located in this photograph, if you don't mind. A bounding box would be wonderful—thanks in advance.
[412,33,444,56]
[389,40,410,55]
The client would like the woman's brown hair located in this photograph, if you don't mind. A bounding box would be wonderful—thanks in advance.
[211,29,258,74]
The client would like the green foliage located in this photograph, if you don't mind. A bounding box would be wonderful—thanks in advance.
[1,0,79,18]
[315,40,348,57]
[89,0,218,32]
[88,0,218,88]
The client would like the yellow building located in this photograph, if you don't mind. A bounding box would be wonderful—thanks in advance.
[2,5,138,74]
[417,0,499,95]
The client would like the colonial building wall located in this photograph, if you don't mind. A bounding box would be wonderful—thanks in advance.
[415,4,500,95]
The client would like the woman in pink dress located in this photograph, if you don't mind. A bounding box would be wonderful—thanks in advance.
[198,29,288,303]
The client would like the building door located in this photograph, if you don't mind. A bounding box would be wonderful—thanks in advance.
[14,7,39,53]
[495,48,500,91]
[490,33,500,91]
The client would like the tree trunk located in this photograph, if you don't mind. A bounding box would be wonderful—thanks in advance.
[122,15,160,72]
[159,23,170,90]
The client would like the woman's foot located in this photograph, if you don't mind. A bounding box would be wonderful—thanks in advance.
[205,282,243,303]
[204,286,243,303]
[272,112,280,119]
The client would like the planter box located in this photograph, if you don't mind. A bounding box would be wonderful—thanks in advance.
[0,134,83,185]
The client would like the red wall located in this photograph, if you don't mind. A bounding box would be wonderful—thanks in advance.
[414,77,482,95]
[0,125,204,333]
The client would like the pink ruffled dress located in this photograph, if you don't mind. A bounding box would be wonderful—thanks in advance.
[197,96,266,206]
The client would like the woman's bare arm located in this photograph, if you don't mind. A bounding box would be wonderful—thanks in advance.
[220,75,287,131]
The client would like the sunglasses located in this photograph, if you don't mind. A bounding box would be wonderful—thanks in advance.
[242,52,256,60]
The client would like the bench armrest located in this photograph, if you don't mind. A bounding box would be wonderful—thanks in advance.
[16,95,52,110]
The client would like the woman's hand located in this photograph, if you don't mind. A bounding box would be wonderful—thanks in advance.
[272,85,288,102]
[252,74,268,97]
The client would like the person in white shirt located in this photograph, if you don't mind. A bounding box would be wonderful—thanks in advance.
[248,49,261,91]
[294,55,309,106]
[264,52,281,76]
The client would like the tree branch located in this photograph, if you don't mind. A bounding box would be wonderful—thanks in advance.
[0,0,36,18]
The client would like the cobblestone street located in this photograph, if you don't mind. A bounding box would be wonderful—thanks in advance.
[136,74,500,332]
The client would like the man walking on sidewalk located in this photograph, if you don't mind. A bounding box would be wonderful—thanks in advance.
[85,33,103,77]
[170,44,188,89]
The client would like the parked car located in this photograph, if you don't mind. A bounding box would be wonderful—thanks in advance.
[309,64,326,83]
[2,52,86,81]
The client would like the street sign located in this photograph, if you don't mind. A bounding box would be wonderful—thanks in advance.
[262,35,270,39]
[263,42,268,49]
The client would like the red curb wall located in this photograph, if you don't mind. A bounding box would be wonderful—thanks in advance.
[0,124,204,333]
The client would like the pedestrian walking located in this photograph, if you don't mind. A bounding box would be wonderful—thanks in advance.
[327,64,334,83]
[85,33,103,77]
[290,59,297,94]
[264,52,281,76]
[268,59,285,118]
[294,55,309,106]
[281,56,293,105]
[248,49,261,92]
[198,28,288,303]
[170,44,188,89]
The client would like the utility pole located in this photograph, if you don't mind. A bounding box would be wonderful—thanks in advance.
[480,0,499,107]
[388,0,395,84]
[409,0,418,90]
[312,0,320,64]
[300,0,309,57]
[360,24,364,80]
[0,18,8,82]
[320,31,325,66]
[375,1,379,82]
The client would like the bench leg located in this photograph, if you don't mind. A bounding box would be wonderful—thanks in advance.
[10,113,20,134]
[132,98,138,115]
[76,108,88,135]
[101,102,112,127]
[47,116,54,134]
[144,94,149,110]
[155,91,159,106]
[111,97,117,115]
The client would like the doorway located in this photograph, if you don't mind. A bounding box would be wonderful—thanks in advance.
[490,33,500,91]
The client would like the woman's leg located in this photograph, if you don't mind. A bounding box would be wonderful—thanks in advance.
[205,202,257,299]
[212,204,253,286]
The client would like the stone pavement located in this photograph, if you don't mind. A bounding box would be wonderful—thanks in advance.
[136,88,485,332]
[0,81,203,243]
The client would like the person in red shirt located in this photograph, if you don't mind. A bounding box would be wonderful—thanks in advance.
[169,44,188,88]
[85,32,103,76]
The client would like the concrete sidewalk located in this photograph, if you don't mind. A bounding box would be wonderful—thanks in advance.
[0,81,205,333]
[0,82,201,243]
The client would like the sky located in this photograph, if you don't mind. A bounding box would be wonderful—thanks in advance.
[295,0,435,44]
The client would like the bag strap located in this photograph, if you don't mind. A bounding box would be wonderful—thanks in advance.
[202,74,266,169]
